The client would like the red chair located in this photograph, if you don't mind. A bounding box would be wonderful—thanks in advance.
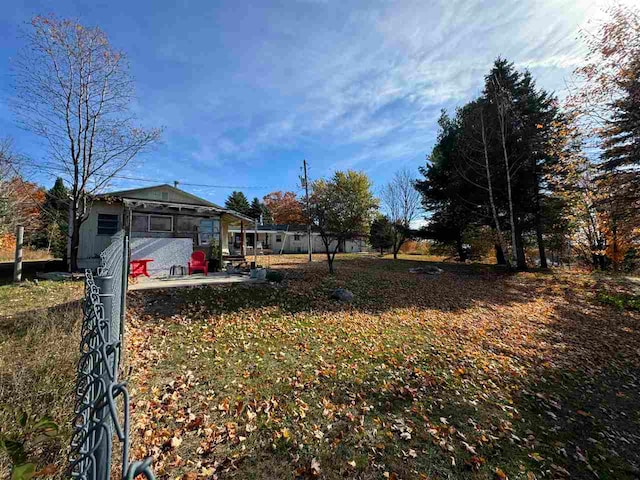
[188,251,209,276]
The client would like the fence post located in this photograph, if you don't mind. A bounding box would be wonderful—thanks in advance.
[13,225,23,283]
[94,274,115,480]
[119,234,129,352]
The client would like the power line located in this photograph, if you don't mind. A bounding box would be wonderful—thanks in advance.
[17,159,299,191]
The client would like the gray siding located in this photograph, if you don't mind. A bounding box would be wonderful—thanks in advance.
[77,201,124,269]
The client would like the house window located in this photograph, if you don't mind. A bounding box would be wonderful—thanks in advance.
[198,218,220,245]
[161,191,169,201]
[132,214,148,232]
[276,235,282,243]
[97,214,119,235]
[149,215,173,232]
[294,234,301,241]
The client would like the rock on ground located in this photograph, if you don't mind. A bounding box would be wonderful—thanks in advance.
[330,288,354,302]
[408,266,443,275]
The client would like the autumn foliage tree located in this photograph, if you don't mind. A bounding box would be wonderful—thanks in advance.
[0,139,46,246]
[263,191,305,224]
[12,16,161,270]
[309,171,377,274]
[564,4,640,270]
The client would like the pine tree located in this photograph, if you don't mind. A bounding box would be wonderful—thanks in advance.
[602,59,640,172]
[416,110,481,262]
[225,191,251,215]
[32,177,69,258]
[249,197,263,221]
[369,216,394,255]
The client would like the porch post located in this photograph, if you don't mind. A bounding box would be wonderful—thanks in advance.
[254,220,258,265]
[240,221,245,257]
[219,215,225,268]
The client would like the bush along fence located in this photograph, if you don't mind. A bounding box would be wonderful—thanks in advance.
[68,231,155,480]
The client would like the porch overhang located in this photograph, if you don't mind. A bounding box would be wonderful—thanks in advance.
[121,198,255,224]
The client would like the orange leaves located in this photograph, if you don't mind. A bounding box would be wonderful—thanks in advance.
[494,467,508,479]
[124,255,640,479]
[263,191,305,224]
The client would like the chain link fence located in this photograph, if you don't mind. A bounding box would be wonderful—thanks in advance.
[68,231,155,480]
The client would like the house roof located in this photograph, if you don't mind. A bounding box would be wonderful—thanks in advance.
[97,184,219,206]
[97,184,256,223]
[229,224,320,234]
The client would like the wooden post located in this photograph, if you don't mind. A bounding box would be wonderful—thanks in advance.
[219,215,225,271]
[254,220,258,265]
[240,221,245,257]
[13,225,24,282]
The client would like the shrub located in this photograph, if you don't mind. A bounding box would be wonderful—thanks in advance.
[596,291,640,311]
[265,270,284,283]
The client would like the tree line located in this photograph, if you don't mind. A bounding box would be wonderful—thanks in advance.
[415,5,639,271]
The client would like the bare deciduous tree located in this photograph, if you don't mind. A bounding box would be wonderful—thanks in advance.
[12,15,162,270]
[381,168,421,259]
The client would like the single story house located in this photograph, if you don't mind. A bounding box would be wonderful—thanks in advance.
[228,224,368,254]
[71,184,257,275]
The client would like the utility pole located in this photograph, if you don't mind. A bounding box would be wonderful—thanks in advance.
[303,159,312,262]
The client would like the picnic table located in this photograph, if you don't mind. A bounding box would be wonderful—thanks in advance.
[130,258,153,278]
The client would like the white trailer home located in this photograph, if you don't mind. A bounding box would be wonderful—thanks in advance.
[227,224,369,255]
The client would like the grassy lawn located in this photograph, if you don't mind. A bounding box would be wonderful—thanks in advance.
[0,279,83,478]
[126,255,640,479]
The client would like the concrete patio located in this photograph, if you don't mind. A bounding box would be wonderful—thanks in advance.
[128,272,264,291]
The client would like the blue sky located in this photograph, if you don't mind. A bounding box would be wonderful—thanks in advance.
[0,0,619,205]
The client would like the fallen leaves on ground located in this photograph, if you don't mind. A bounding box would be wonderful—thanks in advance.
[125,254,640,479]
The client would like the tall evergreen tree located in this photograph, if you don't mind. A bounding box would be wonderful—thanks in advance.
[602,58,640,172]
[418,60,563,269]
[225,191,251,215]
[249,197,263,221]
[416,111,481,262]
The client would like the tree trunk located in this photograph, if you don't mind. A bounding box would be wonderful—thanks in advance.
[326,248,334,274]
[532,169,547,268]
[495,243,507,265]
[456,235,465,262]
[535,218,547,269]
[480,109,511,269]
[392,229,402,259]
[494,85,519,268]
[514,220,527,270]
[70,216,81,272]
[501,133,519,267]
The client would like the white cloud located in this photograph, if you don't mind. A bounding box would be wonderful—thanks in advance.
[140,0,620,187]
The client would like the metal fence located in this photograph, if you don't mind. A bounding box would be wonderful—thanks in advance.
[68,231,155,480]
